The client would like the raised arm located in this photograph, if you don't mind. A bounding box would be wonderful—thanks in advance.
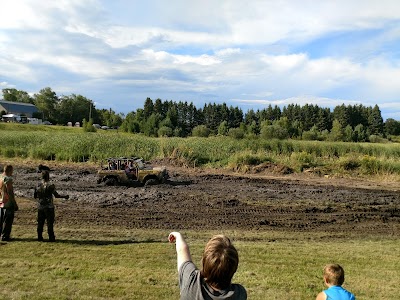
[52,185,69,199]
[53,191,69,199]
[168,232,192,271]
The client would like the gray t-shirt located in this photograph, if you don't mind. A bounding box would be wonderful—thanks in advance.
[179,261,247,300]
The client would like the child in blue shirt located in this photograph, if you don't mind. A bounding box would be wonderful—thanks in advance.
[316,264,355,300]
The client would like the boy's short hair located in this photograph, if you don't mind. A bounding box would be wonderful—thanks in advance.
[324,264,345,286]
[201,235,239,290]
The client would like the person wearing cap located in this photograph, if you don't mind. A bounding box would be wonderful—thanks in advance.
[34,170,69,242]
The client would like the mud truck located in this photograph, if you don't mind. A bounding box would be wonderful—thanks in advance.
[97,157,169,186]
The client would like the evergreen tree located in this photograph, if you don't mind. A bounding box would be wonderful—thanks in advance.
[154,98,163,117]
[244,109,258,125]
[316,108,332,131]
[368,105,384,135]
[143,97,154,118]
[333,104,350,128]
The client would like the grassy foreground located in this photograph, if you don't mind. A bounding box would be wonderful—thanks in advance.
[1,204,399,300]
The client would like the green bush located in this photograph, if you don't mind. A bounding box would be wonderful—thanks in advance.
[290,151,316,171]
[158,126,173,137]
[360,155,380,174]
[228,128,245,139]
[191,125,210,137]
[82,118,97,133]
[228,151,272,171]
[337,154,361,171]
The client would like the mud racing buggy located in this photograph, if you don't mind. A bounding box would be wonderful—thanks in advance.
[97,157,169,186]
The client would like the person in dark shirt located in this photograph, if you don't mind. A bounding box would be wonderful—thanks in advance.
[34,170,69,242]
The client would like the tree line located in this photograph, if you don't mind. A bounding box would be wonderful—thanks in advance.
[2,87,400,141]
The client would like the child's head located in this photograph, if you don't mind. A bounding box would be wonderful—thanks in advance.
[323,264,345,286]
[3,165,13,176]
[201,235,239,290]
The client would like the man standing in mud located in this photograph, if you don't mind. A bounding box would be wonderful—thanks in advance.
[0,165,18,241]
[34,170,69,242]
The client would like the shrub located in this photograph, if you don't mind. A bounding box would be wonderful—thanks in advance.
[218,121,228,136]
[302,130,319,141]
[260,124,289,140]
[369,135,388,143]
[228,151,272,171]
[82,118,97,133]
[290,151,316,171]
[338,155,361,171]
[192,125,210,137]
[228,128,245,139]
[360,155,380,174]
[158,126,173,137]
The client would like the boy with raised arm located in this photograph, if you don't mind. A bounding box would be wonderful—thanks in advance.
[168,232,247,300]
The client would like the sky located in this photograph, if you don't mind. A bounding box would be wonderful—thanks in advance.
[1,0,400,120]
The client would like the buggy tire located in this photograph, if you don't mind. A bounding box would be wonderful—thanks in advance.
[144,178,158,186]
[105,177,117,186]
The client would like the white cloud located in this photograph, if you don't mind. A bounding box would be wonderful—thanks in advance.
[0,0,100,30]
[141,49,221,66]
[261,54,307,72]
[215,48,241,56]
[54,1,400,50]
[0,0,400,119]
[0,81,14,88]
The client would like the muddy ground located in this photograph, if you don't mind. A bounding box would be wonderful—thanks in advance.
[10,161,400,236]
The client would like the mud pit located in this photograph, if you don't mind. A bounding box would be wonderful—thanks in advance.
[12,162,400,236]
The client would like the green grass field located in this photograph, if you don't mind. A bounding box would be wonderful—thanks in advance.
[1,209,399,300]
[1,123,399,299]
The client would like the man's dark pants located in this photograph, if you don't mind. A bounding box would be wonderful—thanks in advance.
[37,207,55,241]
[0,207,15,240]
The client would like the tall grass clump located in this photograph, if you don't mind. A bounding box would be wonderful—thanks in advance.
[227,151,273,172]
[360,155,381,175]
[159,136,249,167]
[289,151,319,172]
[336,153,361,171]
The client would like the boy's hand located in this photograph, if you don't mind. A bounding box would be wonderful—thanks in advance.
[168,232,181,243]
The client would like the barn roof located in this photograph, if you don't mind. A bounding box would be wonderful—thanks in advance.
[0,100,39,114]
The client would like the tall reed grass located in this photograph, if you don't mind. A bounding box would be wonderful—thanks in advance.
[1,124,400,176]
